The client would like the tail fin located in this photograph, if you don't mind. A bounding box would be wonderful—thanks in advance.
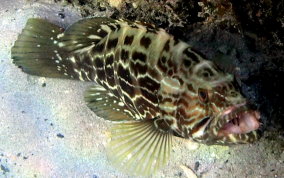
[11,18,73,79]
[11,17,116,80]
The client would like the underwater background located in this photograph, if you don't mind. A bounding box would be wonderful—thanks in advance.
[0,0,283,177]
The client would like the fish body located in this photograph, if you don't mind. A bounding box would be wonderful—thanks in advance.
[11,17,260,175]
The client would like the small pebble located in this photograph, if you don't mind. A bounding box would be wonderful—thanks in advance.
[57,133,64,138]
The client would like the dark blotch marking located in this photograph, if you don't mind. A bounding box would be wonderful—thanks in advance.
[228,83,234,90]
[107,38,118,49]
[92,43,105,53]
[108,24,116,31]
[167,59,173,68]
[138,76,160,91]
[132,51,146,62]
[183,59,192,67]
[147,68,159,80]
[82,55,93,68]
[187,84,195,93]
[203,68,214,77]
[140,36,151,49]
[178,98,189,107]
[176,77,184,85]
[96,69,106,82]
[173,36,179,45]
[163,40,170,52]
[140,88,158,104]
[121,49,129,62]
[177,108,187,123]
[94,57,104,68]
[168,69,173,76]
[184,49,199,63]
[124,35,134,45]
[98,29,108,38]
[117,65,132,84]
[161,56,167,63]
[130,62,147,76]
[157,57,167,73]
[106,54,114,66]
[161,97,173,103]
[119,78,135,98]
[115,24,121,31]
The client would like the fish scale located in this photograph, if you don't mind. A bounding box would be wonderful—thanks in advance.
[11,17,261,176]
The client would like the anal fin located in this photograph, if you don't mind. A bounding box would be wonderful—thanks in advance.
[107,120,173,176]
[84,85,135,121]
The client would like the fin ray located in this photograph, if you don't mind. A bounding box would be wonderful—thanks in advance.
[107,120,172,176]
[11,18,73,79]
[59,17,116,52]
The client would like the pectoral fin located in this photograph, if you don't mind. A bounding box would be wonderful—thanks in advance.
[107,120,173,176]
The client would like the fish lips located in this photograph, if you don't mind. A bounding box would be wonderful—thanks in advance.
[216,103,261,137]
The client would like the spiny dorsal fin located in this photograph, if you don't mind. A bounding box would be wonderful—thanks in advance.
[84,85,135,121]
[107,120,173,176]
[59,17,118,53]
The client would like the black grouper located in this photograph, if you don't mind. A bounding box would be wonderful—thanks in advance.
[11,17,261,175]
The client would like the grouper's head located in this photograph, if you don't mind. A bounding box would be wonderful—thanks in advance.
[181,58,261,145]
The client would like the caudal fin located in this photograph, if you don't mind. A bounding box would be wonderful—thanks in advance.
[11,17,118,80]
[11,18,73,79]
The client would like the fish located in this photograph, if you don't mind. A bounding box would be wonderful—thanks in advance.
[11,17,261,175]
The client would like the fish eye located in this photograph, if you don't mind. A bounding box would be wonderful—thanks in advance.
[198,88,209,103]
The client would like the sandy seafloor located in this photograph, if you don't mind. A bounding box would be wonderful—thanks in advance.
[0,0,283,177]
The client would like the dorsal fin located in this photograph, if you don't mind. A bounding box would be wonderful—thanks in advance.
[84,85,136,121]
[58,17,119,53]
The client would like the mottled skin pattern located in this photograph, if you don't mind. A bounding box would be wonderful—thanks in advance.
[44,17,259,145]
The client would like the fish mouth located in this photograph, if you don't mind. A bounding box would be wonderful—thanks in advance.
[217,103,261,137]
